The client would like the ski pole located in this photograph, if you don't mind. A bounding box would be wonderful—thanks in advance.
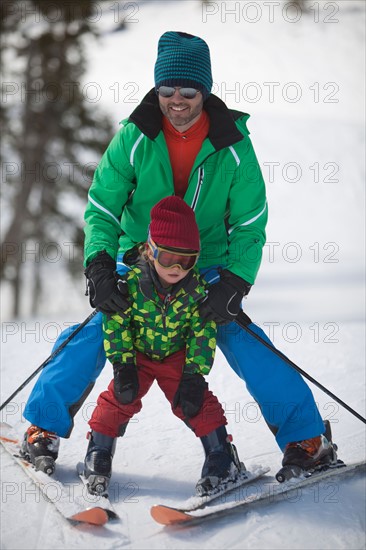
[0,309,98,412]
[235,311,366,425]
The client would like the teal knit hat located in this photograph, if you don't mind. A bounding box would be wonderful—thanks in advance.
[154,31,213,101]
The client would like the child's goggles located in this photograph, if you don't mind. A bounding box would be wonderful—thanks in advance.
[148,237,199,271]
[157,86,200,100]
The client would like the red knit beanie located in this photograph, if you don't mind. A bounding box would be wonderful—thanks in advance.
[149,196,200,251]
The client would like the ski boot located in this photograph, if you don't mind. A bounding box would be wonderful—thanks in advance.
[276,420,341,482]
[196,425,245,496]
[20,425,60,475]
[83,430,117,495]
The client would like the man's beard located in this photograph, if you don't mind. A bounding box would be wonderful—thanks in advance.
[160,99,203,130]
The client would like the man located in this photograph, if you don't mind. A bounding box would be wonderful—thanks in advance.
[22,31,336,478]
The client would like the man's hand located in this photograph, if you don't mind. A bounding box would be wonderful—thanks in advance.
[173,373,208,418]
[199,269,251,325]
[84,250,130,314]
[113,363,139,404]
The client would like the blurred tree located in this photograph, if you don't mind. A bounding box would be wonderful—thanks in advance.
[0,0,114,317]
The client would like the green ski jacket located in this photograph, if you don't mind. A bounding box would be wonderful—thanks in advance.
[103,260,217,375]
[84,90,267,284]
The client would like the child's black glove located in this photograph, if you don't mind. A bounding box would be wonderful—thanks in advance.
[113,363,139,404]
[84,250,130,315]
[173,373,208,418]
[199,269,251,325]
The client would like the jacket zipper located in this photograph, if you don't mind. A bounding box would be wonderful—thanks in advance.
[161,293,171,330]
[191,166,204,211]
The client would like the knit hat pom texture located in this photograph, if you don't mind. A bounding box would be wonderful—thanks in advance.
[150,196,200,251]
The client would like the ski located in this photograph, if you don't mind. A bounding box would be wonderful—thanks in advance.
[275,459,344,483]
[0,423,118,526]
[171,464,270,513]
[150,460,366,526]
[150,464,270,522]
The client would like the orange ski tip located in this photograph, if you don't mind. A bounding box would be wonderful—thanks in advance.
[69,507,109,526]
[150,505,192,525]
[0,436,19,444]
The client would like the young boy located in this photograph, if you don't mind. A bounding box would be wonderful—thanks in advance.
[83,196,244,496]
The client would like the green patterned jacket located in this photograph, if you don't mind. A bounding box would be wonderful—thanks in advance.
[103,261,217,375]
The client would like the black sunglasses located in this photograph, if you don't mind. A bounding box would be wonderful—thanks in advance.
[157,86,200,100]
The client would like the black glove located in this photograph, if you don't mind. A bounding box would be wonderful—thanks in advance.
[84,250,130,314]
[199,269,252,326]
[173,373,208,418]
[113,362,139,404]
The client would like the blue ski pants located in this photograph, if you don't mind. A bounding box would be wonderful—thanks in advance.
[23,267,324,450]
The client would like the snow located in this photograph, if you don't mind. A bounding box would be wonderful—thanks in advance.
[1,1,365,549]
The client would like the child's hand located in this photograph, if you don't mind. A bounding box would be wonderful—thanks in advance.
[113,363,139,404]
[173,373,208,418]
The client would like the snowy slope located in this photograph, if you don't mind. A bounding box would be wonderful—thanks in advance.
[1,325,365,550]
[1,1,365,549]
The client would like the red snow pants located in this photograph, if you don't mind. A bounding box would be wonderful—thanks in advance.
[89,350,227,438]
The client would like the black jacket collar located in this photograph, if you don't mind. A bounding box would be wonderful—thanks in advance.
[129,88,245,151]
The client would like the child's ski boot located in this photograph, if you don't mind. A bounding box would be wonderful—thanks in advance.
[83,430,117,495]
[196,425,245,496]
